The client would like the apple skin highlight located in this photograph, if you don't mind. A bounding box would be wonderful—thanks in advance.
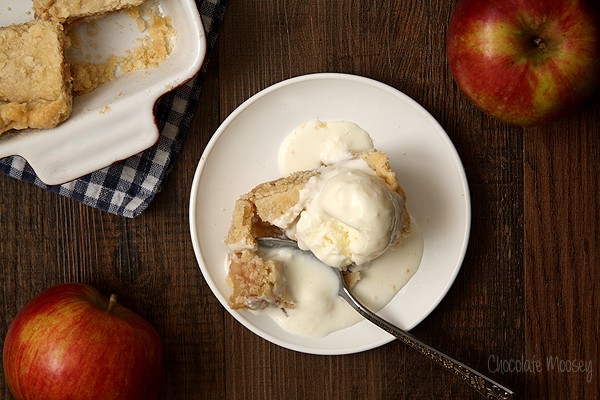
[3,283,163,400]
[447,0,600,126]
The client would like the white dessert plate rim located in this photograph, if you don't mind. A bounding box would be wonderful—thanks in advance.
[0,0,206,185]
[189,72,471,355]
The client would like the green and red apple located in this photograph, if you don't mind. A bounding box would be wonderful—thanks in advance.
[447,0,600,126]
[3,283,163,400]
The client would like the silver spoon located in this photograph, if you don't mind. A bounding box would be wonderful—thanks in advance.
[257,237,514,399]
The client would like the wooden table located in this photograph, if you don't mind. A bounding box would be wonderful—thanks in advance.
[1,1,598,398]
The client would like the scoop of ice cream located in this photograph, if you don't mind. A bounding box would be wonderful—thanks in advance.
[292,158,405,269]
[278,120,374,176]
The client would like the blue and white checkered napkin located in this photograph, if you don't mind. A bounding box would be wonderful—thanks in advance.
[0,0,227,218]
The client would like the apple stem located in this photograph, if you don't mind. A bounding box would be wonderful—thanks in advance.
[107,294,117,313]
[533,37,548,50]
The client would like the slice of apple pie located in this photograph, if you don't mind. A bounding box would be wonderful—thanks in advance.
[33,0,146,24]
[224,149,410,310]
[0,20,72,134]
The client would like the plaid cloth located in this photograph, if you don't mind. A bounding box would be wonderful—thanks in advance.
[0,0,227,218]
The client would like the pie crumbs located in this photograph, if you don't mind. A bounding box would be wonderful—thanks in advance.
[70,1,175,95]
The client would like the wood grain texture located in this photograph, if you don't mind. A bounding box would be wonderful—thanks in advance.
[524,102,600,399]
[1,0,598,398]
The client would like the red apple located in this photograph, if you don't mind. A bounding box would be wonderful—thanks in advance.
[3,283,163,400]
[447,0,600,126]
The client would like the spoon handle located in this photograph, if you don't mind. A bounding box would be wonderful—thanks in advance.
[256,237,514,398]
[337,279,514,399]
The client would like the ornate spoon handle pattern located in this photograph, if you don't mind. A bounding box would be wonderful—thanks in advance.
[335,269,514,399]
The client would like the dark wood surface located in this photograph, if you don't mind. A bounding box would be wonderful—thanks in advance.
[2,1,599,398]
